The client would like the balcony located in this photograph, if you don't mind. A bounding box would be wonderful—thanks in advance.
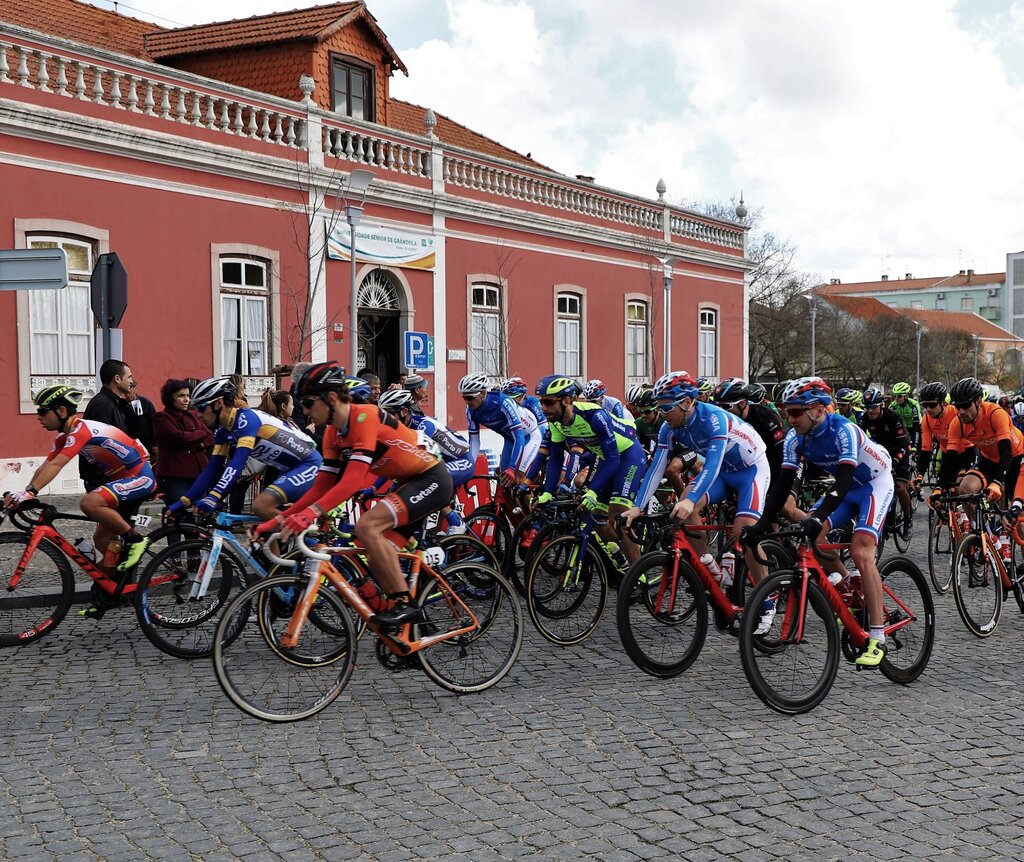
[979,305,1002,322]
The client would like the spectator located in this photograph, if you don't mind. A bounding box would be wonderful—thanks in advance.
[128,379,157,463]
[81,359,135,490]
[259,389,300,430]
[153,378,212,505]
[405,374,430,415]
[356,369,382,403]
[228,374,248,407]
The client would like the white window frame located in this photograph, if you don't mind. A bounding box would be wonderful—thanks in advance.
[624,294,650,390]
[554,287,586,379]
[15,219,110,413]
[961,296,974,312]
[465,276,507,380]
[698,306,719,380]
[210,244,281,400]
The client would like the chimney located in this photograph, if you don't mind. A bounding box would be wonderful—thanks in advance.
[905,272,913,279]
[830,278,841,285]
[881,275,888,281]
[575,174,595,183]
[967,269,974,283]
[959,269,966,275]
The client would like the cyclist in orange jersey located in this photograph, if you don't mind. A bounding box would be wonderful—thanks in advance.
[916,381,975,500]
[256,362,452,629]
[944,377,1024,513]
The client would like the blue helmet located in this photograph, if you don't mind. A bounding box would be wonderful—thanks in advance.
[345,376,372,402]
[583,379,606,400]
[535,375,578,398]
[653,371,700,403]
[835,387,858,404]
[780,376,833,406]
[862,386,885,407]
[501,376,528,397]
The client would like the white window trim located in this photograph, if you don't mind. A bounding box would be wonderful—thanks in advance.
[15,219,110,414]
[210,244,282,397]
[624,292,651,390]
[465,274,509,380]
[552,284,587,381]
[698,303,721,381]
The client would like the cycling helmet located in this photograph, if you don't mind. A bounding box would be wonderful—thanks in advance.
[862,386,885,407]
[696,377,714,394]
[292,361,347,399]
[918,382,947,403]
[191,376,237,410]
[378,388,415,411]
[949,377,984,405]
[999,394,1012,410]
[835,387,858,404]
[583,379,606,400]
[625,384,650,405]
[712,377,749,405]
[535,375,578,398]
[1014,402,1024,419]
[652,371,700,403]
[892,381,912,396]
[34,384,84,412]
[404,373,428,392]
[501,376,528,397]
[780,376,833,406]
[773,380,793,402]
[345,376,371,402]
[458,373,490,395]
[746,383,768,403]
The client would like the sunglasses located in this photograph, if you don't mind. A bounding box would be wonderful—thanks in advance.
[657,402,681,414]
[784,407,808,418]
[920,401,940,409]
[640,408,656,415]
[462,393,483,402]
[539,397,561,407]
[36,407,53,416]
[300,397,320,410]
[954,401,975,411]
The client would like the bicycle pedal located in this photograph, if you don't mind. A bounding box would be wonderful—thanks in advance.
[78,605,107,621]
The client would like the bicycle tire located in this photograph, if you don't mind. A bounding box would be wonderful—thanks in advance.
[951,533,1003,637]
[134,538,240,659]
[738,569,840,715]
[438,532,500,573]
[414,565,523,692]
[0,532,75,646]
[212,573,357,722]
[877,556,935,684]
[465,505,512,564]
[525,534,608,645]
[927,508,954,594]
[891,508,911,555]
[615,551,707,678]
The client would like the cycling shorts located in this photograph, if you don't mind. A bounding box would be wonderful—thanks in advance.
[699,458,770,520]
[445,457,475,491]
[95,463,156,509]
[966,454,1024,504]
[379,462,454,528]
[608,444,648,509]
[890,450,912,483]
[817,473,894,542]
[263,456,323,507]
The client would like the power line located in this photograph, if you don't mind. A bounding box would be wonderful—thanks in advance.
[89,0,187,28]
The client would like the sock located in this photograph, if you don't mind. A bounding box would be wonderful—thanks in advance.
[869,626,885,645]
[446,511,463,529]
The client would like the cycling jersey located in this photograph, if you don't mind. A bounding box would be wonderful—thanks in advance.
[519,394,548,436]
[635,401,766,509]
[634,411,663,451]
[784,412,892,485]
[738,402,786,477]
[947,401,1024,463]
[467,391,526,472]
[859,407,910,459]
[47,417,149,478]
[920,404,958,453]
[836,407,863,424]
[890,397,922,444]
[599,394,626,420]
[409,413,470,461]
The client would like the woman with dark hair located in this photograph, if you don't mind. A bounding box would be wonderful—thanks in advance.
[153,378,212,503]
[259,389,299,429]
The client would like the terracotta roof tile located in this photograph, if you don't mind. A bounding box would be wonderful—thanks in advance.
[821,294,902,320]
[390,99,549,170]
[1,0,160,58]
[817,271,1004,295]
[900,309,1018,340]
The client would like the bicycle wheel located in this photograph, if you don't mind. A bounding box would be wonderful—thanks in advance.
[525,534,608,645]
[0,533,75,646]
[134,539,240,659]
[414,564,523,692]
[892,508,911,555]
[465,505,512,564]
[927,508,954,594]
[504,514,549,597]
[877,557,935,684]
[738,570,840,714]
[951,534,1002,637]
[438,532,499,572]
[615,551,707,678]
[212,574,357,722]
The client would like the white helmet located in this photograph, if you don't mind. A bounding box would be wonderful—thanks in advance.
[191,376,236,409]
[458,373,490,395]
[1014,402,1024,419]
[378,388,415,411]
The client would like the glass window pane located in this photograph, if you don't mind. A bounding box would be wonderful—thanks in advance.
[222,261,243,285]
[63,243,90,273]
[351,97,365,121]
[30,289,58,332]
[32,333,59,374]
[29,240,57,250]
[244,263,266,288]
[351,71,365,98]
[66,334,92,374]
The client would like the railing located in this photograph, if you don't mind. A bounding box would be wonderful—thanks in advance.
[321,119,431,178]
[669,212,745,249]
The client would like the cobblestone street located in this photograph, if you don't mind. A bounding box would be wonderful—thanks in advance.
[1,503,1023,861]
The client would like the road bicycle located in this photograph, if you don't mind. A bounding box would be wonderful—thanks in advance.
[211,529,523,722]
[739,528,934,714]
[925,491,973,594]
[615,519,790,678]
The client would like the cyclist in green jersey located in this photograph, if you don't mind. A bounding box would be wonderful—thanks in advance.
[890,382,922,448]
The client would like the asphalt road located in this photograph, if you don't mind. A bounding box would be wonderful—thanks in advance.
[1,499,1022,861]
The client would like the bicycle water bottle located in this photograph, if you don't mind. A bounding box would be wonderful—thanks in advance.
[101,538,123,569]
[955,511,970,535]
[73,538,98,564]
[998,534,1013,563]
[358,578,387,612]
[699,553,722,580]
[719,551,735,588]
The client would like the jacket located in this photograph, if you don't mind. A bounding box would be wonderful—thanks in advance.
[153,408,212,480]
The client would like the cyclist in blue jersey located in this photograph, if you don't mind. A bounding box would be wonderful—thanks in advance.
[167,376,322,522]
[583,379,626,420]
[835,388,863,423]
[501,376,548,436]
[535,375,647,563]
[624,371,772,627]
[459,373,530,489]
[745,377,893,667]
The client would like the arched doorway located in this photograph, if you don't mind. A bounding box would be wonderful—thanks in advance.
[357,268,402,384]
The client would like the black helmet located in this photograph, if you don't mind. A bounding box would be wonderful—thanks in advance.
[712,377,749,405]
[949,377,983,405]
[746,383,767,403]
[294,362,347,398]
[862,386,885,407]
[918,382,947,403]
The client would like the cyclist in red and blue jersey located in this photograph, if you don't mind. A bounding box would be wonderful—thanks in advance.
[4,385,156,574]
[460,373,533,489]
[167,376,322,522]
[746,376,893,667]
[501,376,548,437]
[583,379,626,420]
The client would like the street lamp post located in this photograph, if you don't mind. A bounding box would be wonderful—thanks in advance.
[803,294,817,375]
[914,323,922,391]
[340,169,375,373]
[658,256,678,375]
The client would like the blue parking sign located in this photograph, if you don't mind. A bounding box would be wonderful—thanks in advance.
[404,330,434,371]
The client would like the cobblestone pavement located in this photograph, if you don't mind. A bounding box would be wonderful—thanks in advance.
[2,500,1023,861]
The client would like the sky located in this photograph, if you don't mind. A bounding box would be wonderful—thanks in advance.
[93,0,1024,284]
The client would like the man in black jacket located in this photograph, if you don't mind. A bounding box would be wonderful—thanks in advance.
[81,359,137,490]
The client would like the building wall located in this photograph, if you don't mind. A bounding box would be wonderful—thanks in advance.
[867,286,1004,322]
[164,42,316,105]
[1009,251,1024,337]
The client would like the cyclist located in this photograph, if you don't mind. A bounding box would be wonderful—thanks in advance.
[460,373,540,490]
[890,382,922,449]
[746,383,777,415]
[582,379,626,420]
[859,386,914,539]
[696,377,714,403]
[746,377,893,667]
[4,385,155,575]
[167,376,322,522]
[944,377,1024,515]
[535,375,647,563]
[345,376,373,404]
[712,377,786,480]
[501,376,547,436]
[257,362,452,628]
[627,385,662,450]
[915,382,966,496]
[835,388,863,423]
[1013,401,1024,436]
[625,371,772,629]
